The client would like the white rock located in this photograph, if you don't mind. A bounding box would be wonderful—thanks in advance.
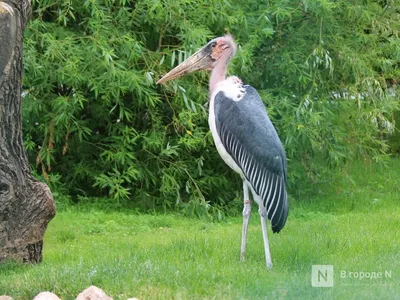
[75,286,112,300]
[33,292,61,300]
[0,296,13,300]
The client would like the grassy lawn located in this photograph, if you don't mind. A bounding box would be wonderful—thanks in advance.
[1,159,399,299]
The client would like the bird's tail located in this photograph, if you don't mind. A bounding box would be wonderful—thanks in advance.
[267,184,289,233]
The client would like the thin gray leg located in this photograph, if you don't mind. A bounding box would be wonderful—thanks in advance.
[259,206,273,269]
[240,181,251,262]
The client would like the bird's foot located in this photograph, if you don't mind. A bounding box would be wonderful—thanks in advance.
[240,252,246,262]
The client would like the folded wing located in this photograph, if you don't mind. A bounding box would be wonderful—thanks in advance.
[214,85,288,232]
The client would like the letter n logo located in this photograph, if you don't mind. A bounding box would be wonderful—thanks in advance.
[311,265,334,287]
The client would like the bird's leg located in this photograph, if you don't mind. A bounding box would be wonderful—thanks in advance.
[240,181,251,262]
[259,206,273,269]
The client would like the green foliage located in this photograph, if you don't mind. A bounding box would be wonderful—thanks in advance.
[22,0,399,210]
[388,110,400,153]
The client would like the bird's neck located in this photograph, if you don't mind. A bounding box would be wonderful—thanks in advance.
[209,55,231,94]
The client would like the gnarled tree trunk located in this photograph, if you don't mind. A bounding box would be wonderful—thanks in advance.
[0,0,55,263]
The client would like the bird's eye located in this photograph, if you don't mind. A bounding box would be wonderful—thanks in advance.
[211,42,217,48]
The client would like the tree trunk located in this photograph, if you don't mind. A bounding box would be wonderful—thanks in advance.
[0,0,55,263]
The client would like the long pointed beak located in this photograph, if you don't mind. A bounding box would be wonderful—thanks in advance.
[157,47,213,84]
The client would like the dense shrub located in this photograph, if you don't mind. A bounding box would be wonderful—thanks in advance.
[22,0,399,214]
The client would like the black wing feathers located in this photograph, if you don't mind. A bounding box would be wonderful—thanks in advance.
[214,85,288,233]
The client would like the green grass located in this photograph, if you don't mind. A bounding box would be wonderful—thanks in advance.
[1,159,400,299]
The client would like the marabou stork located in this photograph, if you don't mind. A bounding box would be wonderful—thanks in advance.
[157,35,288,269]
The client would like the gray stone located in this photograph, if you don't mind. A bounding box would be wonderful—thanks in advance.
[33,292,61,300]
[75,286,112,300]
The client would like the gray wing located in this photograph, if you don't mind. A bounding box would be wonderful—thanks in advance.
[214,85,288,233]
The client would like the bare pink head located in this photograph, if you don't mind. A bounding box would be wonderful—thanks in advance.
[157,35,238,93]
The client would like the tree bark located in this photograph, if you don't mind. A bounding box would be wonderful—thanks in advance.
[0,0,55,263]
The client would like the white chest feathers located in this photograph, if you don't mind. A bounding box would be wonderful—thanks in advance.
[211,76,247,102]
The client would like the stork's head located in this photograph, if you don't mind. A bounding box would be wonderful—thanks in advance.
[157,35,237,84]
